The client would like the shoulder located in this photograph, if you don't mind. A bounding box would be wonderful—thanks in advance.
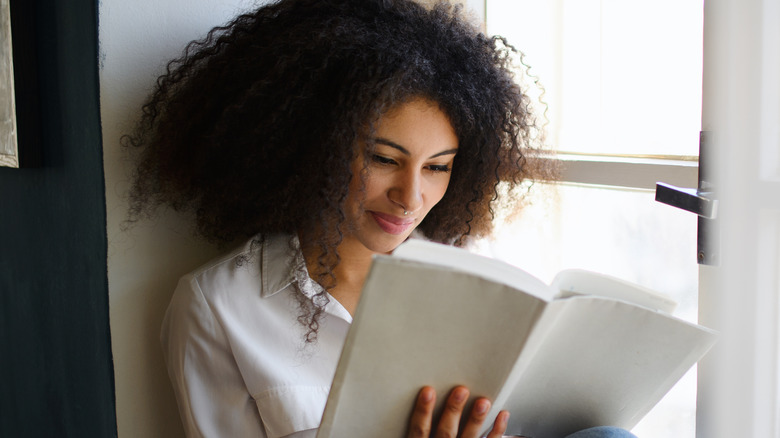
[182,233,294,297]
[161,234,302,346]
[184,236,259,283]
[169,234,300,322]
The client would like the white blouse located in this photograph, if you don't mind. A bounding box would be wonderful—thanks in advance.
[161,234,353,438]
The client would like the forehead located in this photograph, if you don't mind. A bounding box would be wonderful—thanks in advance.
[372,98,458,154]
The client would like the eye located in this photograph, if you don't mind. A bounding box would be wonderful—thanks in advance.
[371,154,397,166]
[426,164,452,173]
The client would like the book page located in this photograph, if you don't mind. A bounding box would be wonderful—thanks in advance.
[499,296,717,438]
[393,239,555,302]
[317,257,547,438]
[552,269,678,314]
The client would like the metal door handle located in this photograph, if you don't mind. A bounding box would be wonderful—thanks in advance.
[654,132,719,265]
[655,182,718,219]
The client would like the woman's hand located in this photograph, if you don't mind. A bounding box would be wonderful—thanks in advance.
[407,386,510,438]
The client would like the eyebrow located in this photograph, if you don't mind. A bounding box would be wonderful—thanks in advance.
[375,137,458,159]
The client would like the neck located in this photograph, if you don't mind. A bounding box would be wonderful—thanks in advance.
[302,236,377,316]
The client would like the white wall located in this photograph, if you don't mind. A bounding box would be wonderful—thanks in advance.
[99,1,261,436]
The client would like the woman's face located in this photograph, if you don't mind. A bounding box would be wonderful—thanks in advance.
[342,98,458,255]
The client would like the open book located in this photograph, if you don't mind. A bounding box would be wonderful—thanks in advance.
[316,239,718,438]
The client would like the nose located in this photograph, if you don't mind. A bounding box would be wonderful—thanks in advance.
[389,168,423,214]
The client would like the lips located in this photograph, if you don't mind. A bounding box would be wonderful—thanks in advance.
[370,211,416,235]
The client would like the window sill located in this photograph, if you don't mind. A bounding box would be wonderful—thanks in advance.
[550,154,699,190]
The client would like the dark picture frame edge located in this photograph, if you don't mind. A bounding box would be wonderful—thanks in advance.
[2,0,41,168]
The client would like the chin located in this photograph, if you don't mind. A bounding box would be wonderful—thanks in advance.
[361,233,412,255]
[366,240,404,255]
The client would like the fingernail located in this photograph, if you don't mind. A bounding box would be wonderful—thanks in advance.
[421,387,434,402]
[453,387,468,402]
[475,399,490,414]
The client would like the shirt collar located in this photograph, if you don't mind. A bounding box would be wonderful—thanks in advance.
[259,233,300,298]
[259,233,353,323]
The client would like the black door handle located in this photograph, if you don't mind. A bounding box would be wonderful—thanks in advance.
[655,132,719,265]
[655,182,718,219]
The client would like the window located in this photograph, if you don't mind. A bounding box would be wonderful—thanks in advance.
[467,0,705,436]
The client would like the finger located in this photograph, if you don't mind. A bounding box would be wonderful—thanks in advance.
[407,386,436,438]
[458,397,491,438]
[485,410,510,438]
[434,386,469,438]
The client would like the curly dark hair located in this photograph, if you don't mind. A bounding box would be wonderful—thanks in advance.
[125,0,556,341]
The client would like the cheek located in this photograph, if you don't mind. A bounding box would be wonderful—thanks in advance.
[343,176,366,216]
[345,172,386,214]
[361,173,390,201]
[427,177,452,207]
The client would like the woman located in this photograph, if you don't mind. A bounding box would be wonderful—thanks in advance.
[125,0,636,437]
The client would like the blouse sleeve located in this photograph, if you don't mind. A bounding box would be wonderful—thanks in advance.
[161,275,268,438]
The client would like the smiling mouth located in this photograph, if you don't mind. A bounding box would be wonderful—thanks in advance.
[370,211,416,235]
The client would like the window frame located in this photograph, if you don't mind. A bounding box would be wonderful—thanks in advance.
[464,0,701,192]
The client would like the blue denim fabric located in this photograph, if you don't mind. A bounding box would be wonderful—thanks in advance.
[564,426,637,438]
